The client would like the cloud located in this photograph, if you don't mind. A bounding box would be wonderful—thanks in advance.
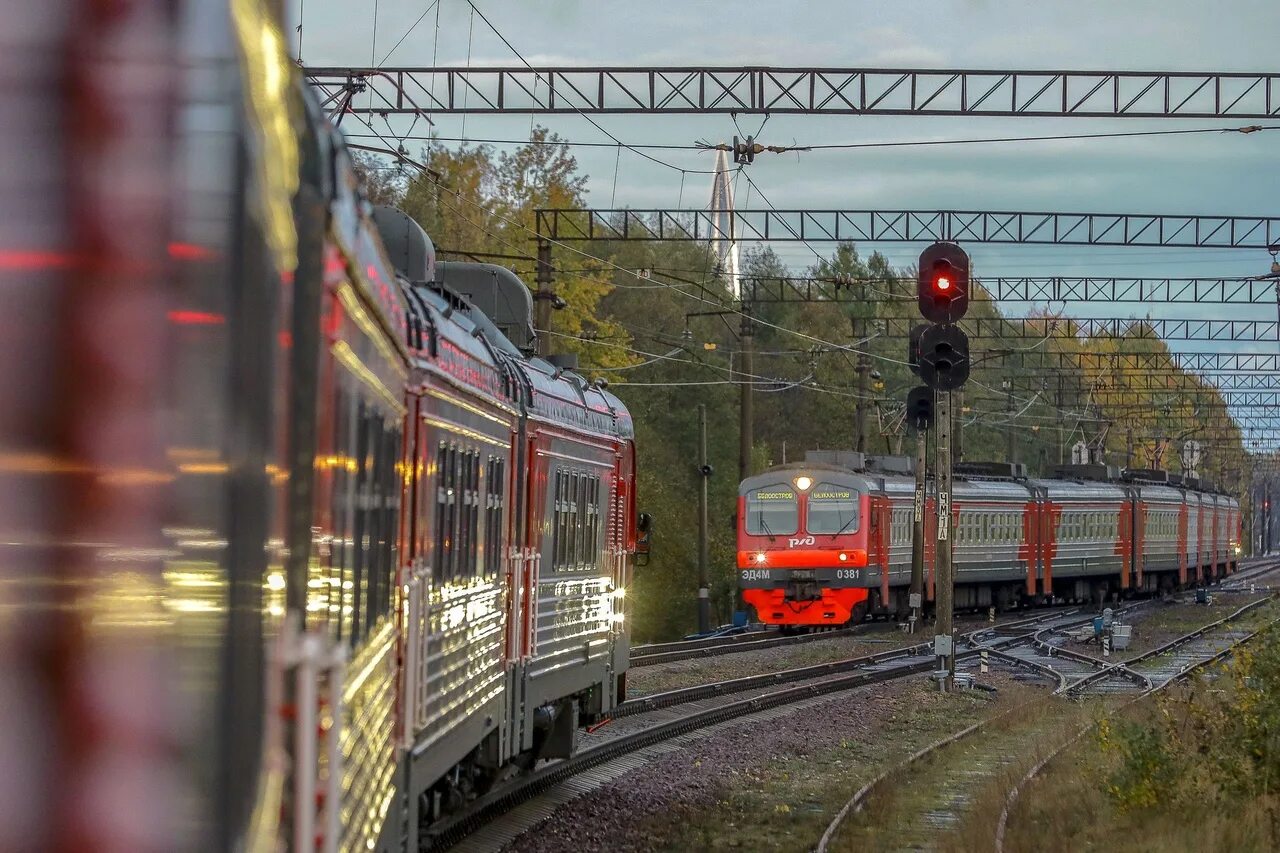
[855,25,947,66]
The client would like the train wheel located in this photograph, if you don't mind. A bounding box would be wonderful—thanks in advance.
[848,602,868,625]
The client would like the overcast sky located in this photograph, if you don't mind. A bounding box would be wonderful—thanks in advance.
[296,0,1280,390]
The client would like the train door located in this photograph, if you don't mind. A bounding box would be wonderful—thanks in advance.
[1118,488,1136,591]
[1208,498,1219,578]
[1177,492,1190,586]
[1022,488,1044,597]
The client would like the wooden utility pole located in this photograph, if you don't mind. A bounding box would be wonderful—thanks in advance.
[738,306,754,481]
[934,390,954,690]
[855,350,869,453]
[697,404,711,633]
[534,239,554,357]
[1005,380,1015,462]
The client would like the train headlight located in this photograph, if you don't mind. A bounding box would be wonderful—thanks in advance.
[838,553,848,562]
[754,552,767,564]
[794,476,813,491]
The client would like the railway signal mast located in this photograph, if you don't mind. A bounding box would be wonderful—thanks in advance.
[905,381,933,633]
[915,242,971,690]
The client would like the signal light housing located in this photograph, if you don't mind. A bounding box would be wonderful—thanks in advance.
[917,242,971,324]
[906,386,935,431]
[918,324,971,391]
[908,323,928,376]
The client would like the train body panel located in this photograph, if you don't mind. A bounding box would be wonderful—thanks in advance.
[393,269,637,837]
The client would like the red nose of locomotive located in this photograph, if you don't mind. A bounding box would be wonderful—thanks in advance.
[736,472,870,627]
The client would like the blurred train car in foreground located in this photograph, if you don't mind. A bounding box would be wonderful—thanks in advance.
[1,2,642,851]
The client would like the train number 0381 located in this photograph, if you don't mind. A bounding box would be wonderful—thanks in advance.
[835,569,862,580]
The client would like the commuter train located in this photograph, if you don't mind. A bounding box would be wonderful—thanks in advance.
[6,4,641,850]
[737,451,1240,628]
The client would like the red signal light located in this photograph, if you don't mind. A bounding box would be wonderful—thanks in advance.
[935,275,952,292]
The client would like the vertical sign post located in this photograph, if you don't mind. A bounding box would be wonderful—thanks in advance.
[910,433,926,632]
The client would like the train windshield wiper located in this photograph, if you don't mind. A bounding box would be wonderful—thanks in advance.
[757,513,774,541]
[830,511,858,537]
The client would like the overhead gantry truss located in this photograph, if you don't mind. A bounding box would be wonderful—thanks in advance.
[1000,372,1280,392]
[867,315,1280,341]
[972,351,1280,374]
[534,208,1280,248]
[742,276,1280,305]
[985,390,1280,408]
[303,66,1280,118]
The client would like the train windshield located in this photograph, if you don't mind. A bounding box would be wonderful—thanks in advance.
[807,483,859,535]
[745,486,798,536]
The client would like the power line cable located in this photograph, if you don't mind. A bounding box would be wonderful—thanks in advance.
[377,0,441,64]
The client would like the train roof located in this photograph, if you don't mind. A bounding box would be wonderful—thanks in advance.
[374,208,634,441]
[741,450,1239,506]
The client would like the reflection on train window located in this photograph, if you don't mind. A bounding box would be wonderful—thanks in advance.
[484,456,506,578]
[552,468,603,571]
[745,486,798,536]
[807,483,859,535]
[333,402,401,647]
[434,443,481,583]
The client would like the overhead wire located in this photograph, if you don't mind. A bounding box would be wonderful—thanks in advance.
[461,0,717,175]
[345,132,1252,430]
[376,0,441,64]
[695,124,1280,155]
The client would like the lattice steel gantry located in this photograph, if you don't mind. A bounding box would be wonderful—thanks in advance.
[303,66,1280,118]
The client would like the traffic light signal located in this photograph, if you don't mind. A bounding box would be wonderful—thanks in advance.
[906,386,934,431]
[917,242,971,324]
[918,324,971,391]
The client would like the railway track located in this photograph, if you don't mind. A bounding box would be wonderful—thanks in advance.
[813,564,1280,853]
[440,560,1277,852]
[435,608,1109,851]
[629,625,858,667]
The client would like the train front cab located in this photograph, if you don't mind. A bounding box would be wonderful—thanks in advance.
[737,467,870,628]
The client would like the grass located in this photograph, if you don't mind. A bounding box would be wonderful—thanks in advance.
[831,692,1101,853]
[629,679,1033,852]
[994,691,1280,853]
[1116,599,1257,656]
[988,617,1280,853]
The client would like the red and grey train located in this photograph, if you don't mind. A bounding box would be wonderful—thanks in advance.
[4,6,641,851]
[738,451,1240,628]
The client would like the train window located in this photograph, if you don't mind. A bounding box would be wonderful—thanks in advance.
[553,470,567,569]
[434,443,455,582]
[550,468,603,571]
[484,456,505,578]
[807,483,859,535]
[585,476,600,568]
[466,451,481,575]
[572,472,585,568]
[745,485,798,536]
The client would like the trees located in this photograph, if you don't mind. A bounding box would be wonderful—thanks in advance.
[354,137,1255,640]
